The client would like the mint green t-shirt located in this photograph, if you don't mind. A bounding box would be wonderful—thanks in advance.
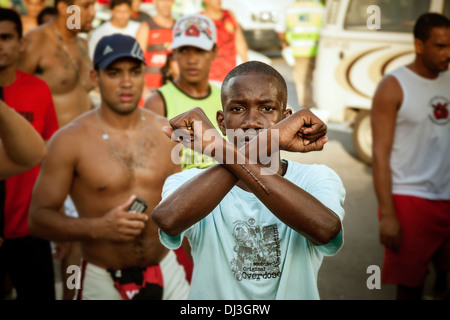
[159,160,346,299]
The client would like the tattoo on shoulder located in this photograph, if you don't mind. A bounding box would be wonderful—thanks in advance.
[79,43,89,60]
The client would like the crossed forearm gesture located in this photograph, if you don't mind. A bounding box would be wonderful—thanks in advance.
[162,107,328,164]
[154,106,339,245]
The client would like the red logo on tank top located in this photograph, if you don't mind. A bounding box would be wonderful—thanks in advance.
[429,97,449,124]
[433,102,448,119]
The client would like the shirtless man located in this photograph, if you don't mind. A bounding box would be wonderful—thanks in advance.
[18,0,96,128]
[28,34,189,300]
[21,0,45,35]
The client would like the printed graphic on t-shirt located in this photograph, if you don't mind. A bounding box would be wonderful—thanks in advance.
[429,96,449,124]
[230,219,281,281]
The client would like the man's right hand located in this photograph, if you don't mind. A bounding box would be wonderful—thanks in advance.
[96,195,148,242]
[379,213,402,253]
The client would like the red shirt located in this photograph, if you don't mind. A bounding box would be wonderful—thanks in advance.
[1,70,59,239]
[206,10,238,82]
[144,17,173,89]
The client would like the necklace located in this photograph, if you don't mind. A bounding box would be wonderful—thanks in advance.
[95,109,146,171]
[52,24,80,73]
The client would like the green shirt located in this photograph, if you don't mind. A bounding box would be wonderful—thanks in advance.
[158,81,222,170]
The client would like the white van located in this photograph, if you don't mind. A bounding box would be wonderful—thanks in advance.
[313,0,450,164]
[222,0,295,52]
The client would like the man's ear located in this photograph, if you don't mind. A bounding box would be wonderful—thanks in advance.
[90,69,99,87]
[283,108,293,118]
[216,110,226,136]
[19,37,27,53]
[414,38,424,55]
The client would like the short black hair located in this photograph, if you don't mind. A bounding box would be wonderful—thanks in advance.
[37,6,57,25]
[0,8,23,39]
[221,61,288,109]
[54,0,75,10]
[414,13,450,42]
[110,0,132,10]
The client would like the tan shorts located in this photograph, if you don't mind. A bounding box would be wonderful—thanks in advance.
[79,250,190,300]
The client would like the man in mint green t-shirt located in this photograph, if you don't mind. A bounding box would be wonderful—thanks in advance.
[153,61,345,299]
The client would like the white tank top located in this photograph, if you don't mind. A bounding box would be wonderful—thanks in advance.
[389,66,450,200]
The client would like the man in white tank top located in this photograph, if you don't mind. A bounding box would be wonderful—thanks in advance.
[371,13,450,300]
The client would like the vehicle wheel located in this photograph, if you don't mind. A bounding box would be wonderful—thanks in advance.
[352,110,372,165]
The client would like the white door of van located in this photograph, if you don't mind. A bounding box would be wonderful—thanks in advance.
[313,0,447,164]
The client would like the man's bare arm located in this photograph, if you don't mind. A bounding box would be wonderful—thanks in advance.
[230,11,248,62]
[135,22,150,52]
[17,29,43,74]
[371,75,403,252]
[0,100,46,179]
[152,163,238,236]
[144,91,166,116]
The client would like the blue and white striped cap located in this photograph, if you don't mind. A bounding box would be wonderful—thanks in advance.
[93,34,146,69]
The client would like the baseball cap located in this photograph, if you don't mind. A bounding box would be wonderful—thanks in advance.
[93,34,146,70]
[172,14,217,51]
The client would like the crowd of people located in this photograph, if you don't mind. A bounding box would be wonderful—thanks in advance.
[0,0,448,301]
[0,0,249,300]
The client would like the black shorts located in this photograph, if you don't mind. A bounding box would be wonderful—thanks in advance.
[0,235,55,300]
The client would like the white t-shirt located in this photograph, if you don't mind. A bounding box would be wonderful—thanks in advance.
[159,159,346,299]
[88,21,141,60]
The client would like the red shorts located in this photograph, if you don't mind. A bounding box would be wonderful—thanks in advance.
[379,195,450,287]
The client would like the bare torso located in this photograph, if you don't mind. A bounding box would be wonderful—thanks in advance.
[67,109,178,269]
[19,23,94,128]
